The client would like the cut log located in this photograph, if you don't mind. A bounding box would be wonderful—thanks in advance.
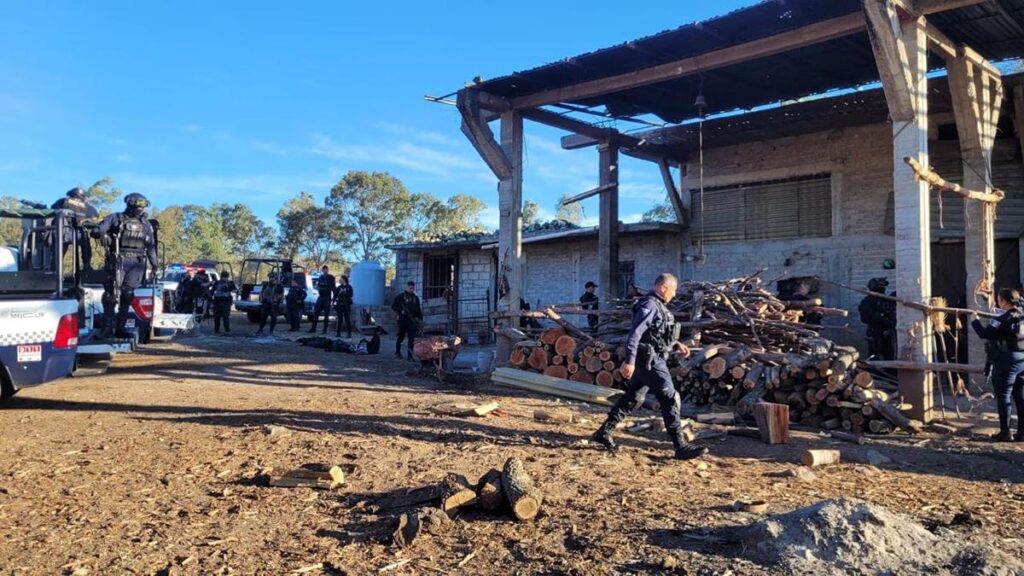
[542,365,568,380]
[801,449,841,467]
[570,370,595,385]
[495,325,529,344]
[853,371,874,388]
[743,364,765,390]
[869,419,894,434]
[476,469,504,512]
[510,347,527,368]
[501,457,543,521]
[603,360,616,371]
[533,409,575,424]
[551,355,564,366]
[439,473,477,516]
[595,371,615,387]
[527,347,550,371]
[585,356,604,374]
[753,402,790,444]
[598,350,612,362]
[567,363,579,374]
[703,357,728,379]
[554,335,577,357]
[730,366,747,380]
[870,398,922,433]
[268,466,346,490]
[540,328,566,346]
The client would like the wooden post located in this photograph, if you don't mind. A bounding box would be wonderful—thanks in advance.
[496,111,524,363]
[598,140,619,302]
[866,3,935,422]
[948,55,1002,366]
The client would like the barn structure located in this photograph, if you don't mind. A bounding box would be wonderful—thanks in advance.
[447,0,1024,421]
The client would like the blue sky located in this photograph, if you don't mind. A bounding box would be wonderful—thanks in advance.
[0,1,756,229]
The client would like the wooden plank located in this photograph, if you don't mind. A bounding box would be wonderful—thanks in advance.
[560,183,617,206]
[491,367,623,405]
[509,12,867,109]
[864,0,917,121]
[866,360,985,373]
[658,158,688,226]
[598,141,619,304]
[458,90,513,181]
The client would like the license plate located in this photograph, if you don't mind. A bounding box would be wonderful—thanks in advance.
[17,344,42,363]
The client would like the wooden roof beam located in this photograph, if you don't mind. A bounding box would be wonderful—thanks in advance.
[457,90,513,181]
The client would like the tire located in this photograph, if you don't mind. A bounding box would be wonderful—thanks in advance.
[0,380,17,402]
[246,310,262,323]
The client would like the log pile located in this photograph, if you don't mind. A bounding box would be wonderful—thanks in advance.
[500,273,917,435]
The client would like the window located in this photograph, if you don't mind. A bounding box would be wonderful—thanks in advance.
[690,174,832,243]
[423,253,457,299]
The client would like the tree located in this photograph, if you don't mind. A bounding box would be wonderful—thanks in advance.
[0,196,22,247]
[277,192,343,268]
[180,205,231,264]
[554,194,583,224]
[641,200,674,222]
[215,203,276,260]
[152,205,188,264]
[326,171,413,263]
[522,200,540,227]
[84,177,123,215]
[408,192,487,241]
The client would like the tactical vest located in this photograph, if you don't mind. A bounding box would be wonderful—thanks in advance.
[212,280,234,300]
[120,216,148,253]
[996,309,1024,353]
[638,294,678,356]
[261,283,283,305]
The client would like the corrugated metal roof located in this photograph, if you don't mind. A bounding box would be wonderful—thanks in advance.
[471,0,1024,123]
[388,222,683,251]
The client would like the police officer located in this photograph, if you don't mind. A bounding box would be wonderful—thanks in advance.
[91,193,157,338]
[285,273,308,332]
[591,273,707,460]
[858,277,896,361]
[51,187,99,270]
[970,288,1024,442]
[335,275,354,338]
[210,270,238,334]
[309,265,336,334]
[255,272,284,335]
[392,281,423,359]
[579,281,599,332]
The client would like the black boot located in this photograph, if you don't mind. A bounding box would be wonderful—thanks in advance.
[671,429,708,460]
[1015,430,1024,442]
[590,422,617,452]
[994,429,1013,442]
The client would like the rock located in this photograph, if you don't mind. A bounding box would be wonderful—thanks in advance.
[791,466,817,483]
[262,425,292,439]
[864,449,891,466]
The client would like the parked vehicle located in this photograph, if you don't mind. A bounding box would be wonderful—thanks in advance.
[235,258,305,323]
[0,206,80,398]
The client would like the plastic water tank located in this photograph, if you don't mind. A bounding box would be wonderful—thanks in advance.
[351,260,386,306]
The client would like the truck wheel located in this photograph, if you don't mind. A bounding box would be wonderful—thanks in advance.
[0,378,17,401]
[246,311,262,323]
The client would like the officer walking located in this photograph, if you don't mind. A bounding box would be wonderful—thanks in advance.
[579,281,599,333]
[309,265,336,334]
[51,187,99,270]
[210,270,238,334]
[970,288,1024,442]
[255,272,284,335]
[591,273,708,460]
[335,275,354,338]
[285,273,308,332]
[91,193,157,338]
[858,278,896,360]
[392,281,423,359]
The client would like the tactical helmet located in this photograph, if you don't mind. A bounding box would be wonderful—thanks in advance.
[868,277,889,292]
[125,193,150,209]
[66,187,86,199]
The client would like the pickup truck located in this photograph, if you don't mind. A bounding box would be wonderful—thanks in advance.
[235,258,309,323]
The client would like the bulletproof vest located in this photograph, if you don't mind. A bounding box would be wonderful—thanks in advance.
[120,215,148,252]
[638,294,677,355]
[316,275,334,295]
[286,285,305,303]
[262,283,282,305]
[1002,310,1024,353]
[213,280,233,299]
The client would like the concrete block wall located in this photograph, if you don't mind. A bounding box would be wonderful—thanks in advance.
[457,249,493,323]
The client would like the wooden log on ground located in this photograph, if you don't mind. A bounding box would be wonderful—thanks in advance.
[501,457,542,521]
[495,325,529,344]
[543,365,568,380]
[585,356,604,374]
[703,357,728,380]
[533,409,576,424]
[268,466,346,490]
[570,370,595,385]
[603,360,616,372]
[439,473,477,516]
[744,364,764,390]
[869,419,894,434]
[730,366,747,380]
[801,449,841,467]
[476,469,504,512]
[595,371,615,387]
[753,402,790,444]
[870,398,922,433]
[527,347,549,371]
[540,328,566,346]
[554,335,577,357]
[510,347,528,368]
[853,371,874,388]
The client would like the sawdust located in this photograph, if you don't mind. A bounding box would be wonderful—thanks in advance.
[742,498,1024,576]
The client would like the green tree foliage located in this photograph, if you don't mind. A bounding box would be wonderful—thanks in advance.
[554,194,583,224]
[180,205,231,264]
[0,196,22,247]
[641,200,674,222]
[326,171,413,262]
[522,200,540,227]
[215,203,276,260]
[277,191,344,269]
[409,192,487,241]
[84,177,123,215]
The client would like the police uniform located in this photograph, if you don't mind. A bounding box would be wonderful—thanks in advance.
[210,277,238,333]
[335,281,354,337]
[858,279,896,360]
[285,277,308,332]
[971,307,1024,440]
[256,276,284,334]
[592,293,706,459]
[51,188,99,270]
[309,272,336,334]
[92,194,157,337]
[392,290,422,358]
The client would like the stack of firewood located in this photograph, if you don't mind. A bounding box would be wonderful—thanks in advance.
[509,327,628,388]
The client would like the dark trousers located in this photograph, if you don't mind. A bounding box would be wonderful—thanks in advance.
[311,296,331,332]
[991,354,1024,433]
[288,303,304,331]
[103,254,146,334]
[396,318,418,354]
[258,302,277,333]
[336,303,352,337]
[601,357,683,446]
[213,300,232,333]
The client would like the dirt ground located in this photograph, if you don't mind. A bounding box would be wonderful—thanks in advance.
[1,317,1023,575]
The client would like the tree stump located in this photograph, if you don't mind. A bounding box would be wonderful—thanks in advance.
[753,402,789,444]
[501,457,542,521]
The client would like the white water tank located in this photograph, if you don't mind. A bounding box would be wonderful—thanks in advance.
[351,260,386,306]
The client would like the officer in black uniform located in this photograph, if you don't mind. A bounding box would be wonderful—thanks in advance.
[579,281,599,332]
[335,275,354,338]
[210,270,238,334]
[309,265,336,334]
[858,277,897,361]
[255,272,285,335]
[971,288,1024,442]
[591,273,708,460]
[91,193,157,338]
[285,273,308,332]
[392,281,423,359]
[51,187,99,270]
